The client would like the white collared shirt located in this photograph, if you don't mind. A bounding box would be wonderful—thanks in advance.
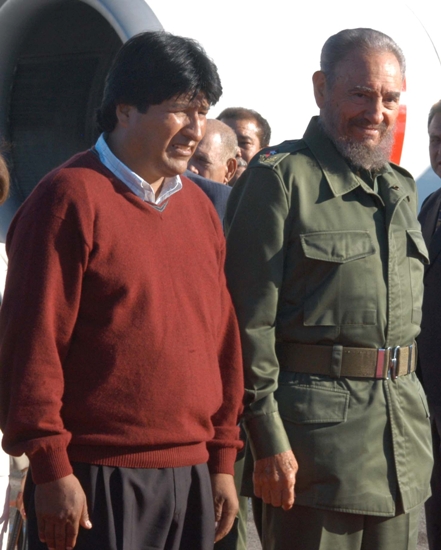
[95,134,182,204]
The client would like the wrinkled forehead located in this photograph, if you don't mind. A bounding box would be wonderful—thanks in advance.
[333,49,404,84]
[223,117,260,138]
[200,127,221,143]
[429,113,441,137]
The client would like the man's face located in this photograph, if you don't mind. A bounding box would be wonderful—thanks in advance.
[315,50,402,171]
[220,118,262,163]
[187,131,231,183]
[429,113,441,179]
[117,93,209,185]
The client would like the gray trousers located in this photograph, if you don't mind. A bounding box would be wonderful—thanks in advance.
[25,461,215,550]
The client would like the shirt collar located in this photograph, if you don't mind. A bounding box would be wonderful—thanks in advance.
[95,134,182,204]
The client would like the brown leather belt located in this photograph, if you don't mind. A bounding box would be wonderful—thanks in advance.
[275,342,416,380]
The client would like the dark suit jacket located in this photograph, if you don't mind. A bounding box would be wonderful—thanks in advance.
[418,186,441,405]
[184,171,231,223]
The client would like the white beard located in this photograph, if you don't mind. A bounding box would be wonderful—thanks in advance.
[320,107,395,172]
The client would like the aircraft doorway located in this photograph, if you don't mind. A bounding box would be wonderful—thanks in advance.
[9,3,122,203]
[0,0,162,239]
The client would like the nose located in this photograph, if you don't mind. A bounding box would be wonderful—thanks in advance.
[365,97,384,125]
[188,163,198,175]
[183,112,206,142]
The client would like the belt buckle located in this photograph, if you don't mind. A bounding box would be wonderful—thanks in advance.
[388,346,400,381]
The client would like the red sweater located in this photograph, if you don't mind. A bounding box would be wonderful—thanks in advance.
[0,151,243,484]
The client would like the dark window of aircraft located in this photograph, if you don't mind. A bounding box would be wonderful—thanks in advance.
[8,3,122,202]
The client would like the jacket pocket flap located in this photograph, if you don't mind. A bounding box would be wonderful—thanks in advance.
[407,230,430,264]
[276,384,349,424]
[300,231,375,263]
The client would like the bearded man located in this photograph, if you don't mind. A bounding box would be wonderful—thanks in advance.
[224,28,432,550]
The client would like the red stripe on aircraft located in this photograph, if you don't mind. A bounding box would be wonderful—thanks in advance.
[390,78,407,165]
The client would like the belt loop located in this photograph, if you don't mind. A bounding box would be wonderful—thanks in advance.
[414,341,418,372]
[383,348,391,379]
[376,349,386,379]
[407,344,413,375]
[330,344,343,378]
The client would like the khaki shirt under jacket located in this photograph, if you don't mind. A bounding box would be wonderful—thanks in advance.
[224,117,433,516]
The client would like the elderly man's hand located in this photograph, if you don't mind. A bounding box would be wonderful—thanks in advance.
[34,474,92,550]
[253,450,298,510]
[210,473,239,542]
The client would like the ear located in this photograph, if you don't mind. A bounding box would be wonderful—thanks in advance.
[187,163,198,175]
[312,71,327,109]
[224,157,238,184]
[115,104,134,128]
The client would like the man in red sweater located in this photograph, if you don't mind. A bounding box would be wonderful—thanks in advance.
[0,32,244,550]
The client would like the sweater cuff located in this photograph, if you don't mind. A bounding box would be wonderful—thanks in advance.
[30,447,73,485]
[207,446,238,476]
[244,410,291,460]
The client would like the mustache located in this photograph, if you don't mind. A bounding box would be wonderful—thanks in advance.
[348,118,388,134]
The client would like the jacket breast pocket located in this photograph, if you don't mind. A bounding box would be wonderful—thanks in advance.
[300,231,377,326]
[406,230,429,325]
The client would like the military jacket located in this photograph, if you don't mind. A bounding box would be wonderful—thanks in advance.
[225,117,432,516]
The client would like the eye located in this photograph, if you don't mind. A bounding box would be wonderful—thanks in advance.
[382,94,400,107]
[195,156,210,167]
[239,141,252,149]
[351,92,368,105]
[170,108,187,116]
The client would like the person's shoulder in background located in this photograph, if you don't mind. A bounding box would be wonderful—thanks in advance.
[184,170,231,223]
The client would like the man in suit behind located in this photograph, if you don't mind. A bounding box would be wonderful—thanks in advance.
[187,119,238,185]
[185,171,231,222]
[185,119,238,221]
[418,98,441,550]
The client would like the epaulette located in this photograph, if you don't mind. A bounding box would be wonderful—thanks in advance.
[388,161,414,180]
[251,139,307,169]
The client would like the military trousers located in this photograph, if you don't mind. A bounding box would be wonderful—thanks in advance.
[425,404,441,550]
[261,503,421,550]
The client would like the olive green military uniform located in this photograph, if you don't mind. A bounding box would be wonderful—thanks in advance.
[224,117,433,550]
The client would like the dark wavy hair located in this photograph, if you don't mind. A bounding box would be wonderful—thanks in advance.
[217,107,271,148]
[96,31,223,133]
